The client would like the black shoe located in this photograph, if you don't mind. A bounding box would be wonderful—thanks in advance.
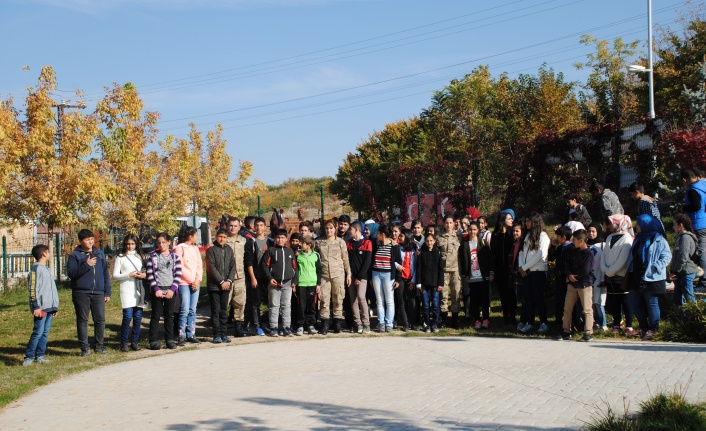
[554,332,571,341]
[130,342,141,351]
[120,343,130,352]
[95,347,108,355]
[166,340,177,349]
[186,337,201,344]
[333,319,342,334]
[401,325,408,332]
[451,313,459,329]
[580,333,593,342]
[80,348,92,357]
[234,322,245,338]
[149,342,162,350]
[221,336,231,343]
[177,337,186,346]
[320,320,329,336]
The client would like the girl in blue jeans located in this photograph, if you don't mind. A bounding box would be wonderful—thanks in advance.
[174,226,203,345]
[113,234,147,352]
[371,225,401,332]
[416,233,445,332]
[627,214,672,340]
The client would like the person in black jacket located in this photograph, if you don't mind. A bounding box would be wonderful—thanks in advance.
[563,193,592,227]
[207,229,236,344]
[347,221,372,333]
[556,229,595,342]
[415,233,445,332]
[243,217,274,335]
[459,222,493,329]
[490,210,515,325]
[260,229,299,337]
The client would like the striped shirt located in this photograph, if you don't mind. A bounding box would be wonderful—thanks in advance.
[373,243,393,272]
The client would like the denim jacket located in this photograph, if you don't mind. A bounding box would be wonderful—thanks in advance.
[627,235,672,282]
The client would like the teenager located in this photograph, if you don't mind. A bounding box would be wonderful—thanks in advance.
[517,212,550,334]
[670,214,700,306]
[174,226,203,345]
[394,230,417,331]
[416,233,445,332]
[600,215,635,336]
[346,221,372,334]
[459,221,493,329]
[681,168,706,291]
[629,183,664,235]
[556,229,595,341]
[146,232,182,350]
[587,224,607,331]
[491,209,516,325]
[371,224,402,332]
[206,229,235,343]
[244,217,273,335]
[113,234,147,352]
[261,229,298,337]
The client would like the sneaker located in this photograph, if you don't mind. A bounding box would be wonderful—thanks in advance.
[270,332,279,337]
[186,337,201,344]
[22,358,34,366]
[166,341,177,349]
[351,324,359,334]
[149,342,162,351]
[296,327,304,336]
[362,325,371,334]
[611,327,621,334]
[308,326,318,335]
[35,357,51,364]
[130,342,142,351]
[212,336,222,344]
[377,324,385,333]
[553,332,571,341]
[120,343,130,352]
[482,319,490,329]
[474,320,482,330]
[519,323,533,333]
[401,326,408,332]
[431,326,439,333]
[517,322,526,331]
[278,329,284,336]
[624,327,635,336]
[95,347,109,355]
[644,330,655,340]
[221,336,231,343]
[581,333,593,342]
[424,327,431,333]
[256,328,265,336]
[177,337,186,347]
[538,323,549,334]
[357,325,363,334]
[284,327,293,337]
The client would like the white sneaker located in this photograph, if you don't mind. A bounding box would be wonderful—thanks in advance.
[537,323,549,334]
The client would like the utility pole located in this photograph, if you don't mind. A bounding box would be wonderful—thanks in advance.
[52,99,86,154]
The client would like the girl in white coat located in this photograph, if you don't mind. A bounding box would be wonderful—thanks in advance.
[113,234,147,352]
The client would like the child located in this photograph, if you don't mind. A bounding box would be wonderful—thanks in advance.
[518,212,550,334]
[146,232,183,350]
[394,230,417,331]
[426,224,437,237]
[113,234,147,352]
[460,221,492,329]
[416,233,445,332]
[288,232,302,330]
[548,225,574,331]
[670,214,699,306]
[508,222,524,328]
[556,229,594,341]
[347,221,372,334]
[23,245,59,366]
[587,224,607,331]
[411,219,425,250]
[371,224,402,332]
[206,229,236,343]
[296,237,321,335]
[174,226,203,346]
[261,229,298,337]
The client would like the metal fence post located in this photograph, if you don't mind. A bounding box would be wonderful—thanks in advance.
[2,235,7,288]
[55,232,61,282]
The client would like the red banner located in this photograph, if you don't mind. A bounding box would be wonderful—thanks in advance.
[405,193,454,226]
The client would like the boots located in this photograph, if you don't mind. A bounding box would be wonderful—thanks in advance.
[130,341,141,351]
[320,319,329,335]
[120,343,129,352]
[234,321,245,338]
[333,319,342,334]
[451,313,459,329]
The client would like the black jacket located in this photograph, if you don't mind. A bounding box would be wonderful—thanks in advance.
[259,246,298,285]
[490,230,513,276]
[206,242,236,292]
[244,236,274,278]
[564,246,594,288]
[347,238,373,282]
[415,245,445,287]
[458,239,492,281]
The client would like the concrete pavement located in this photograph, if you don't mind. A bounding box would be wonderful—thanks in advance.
[2,335,705,430]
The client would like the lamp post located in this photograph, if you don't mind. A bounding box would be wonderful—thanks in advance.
[628,0,655,119]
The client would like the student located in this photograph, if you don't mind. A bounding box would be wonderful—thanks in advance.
[23,244,59,366]
[589,181,624,220]
[113,234,147,352]
[459,221,492,329]
[174,226,203,345]
[206,229,236,343]
[491,209,516,326]
[587,224,607,331]
[226,217,248,338]
[477,215,492,246]
[508,222,525,327]
[681,168,706,290]
[391,223,403,245]
[437,214,462,328]
[411,219,425,250]
[244,217,273,335]
[261,229,298,337]
[347,221,372,334]
[338,215,351,241]
[556,229,595,341]
[426,224,437,237]
[562,192,592,227]
[288,232,302,330]
[146,232,182,350]
[315,219,351,334]
[67,229,111,356]
[517,212,550,334]
[371,224,402,332]
[629,183,664,234]
[394,230,417,331]
[296,237,321,335]
[600,215,635,336]
[548,225,575,332]
[670,214,699,306]
[299,221,314,239]
[416,233,445,332]
[240,216,256,240]
[627,214,672,340]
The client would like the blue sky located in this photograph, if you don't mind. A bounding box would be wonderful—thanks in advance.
[0,0,688,185]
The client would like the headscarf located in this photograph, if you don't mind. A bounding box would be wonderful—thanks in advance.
[365,221,379,241]
[586,222,603,245]
[499,208,516,221]
[466,206,481,221]
[608,214,634,237]
[634,214,662,266]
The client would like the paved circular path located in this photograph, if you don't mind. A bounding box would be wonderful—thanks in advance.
[2,335,705,430]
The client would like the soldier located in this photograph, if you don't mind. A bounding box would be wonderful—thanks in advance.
[437,214,462,328]
[226,217,248,337]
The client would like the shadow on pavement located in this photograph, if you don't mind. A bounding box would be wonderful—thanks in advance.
[589,343,706,353]
[164,398,576,431]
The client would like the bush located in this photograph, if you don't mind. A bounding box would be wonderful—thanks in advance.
[658,301,706,343]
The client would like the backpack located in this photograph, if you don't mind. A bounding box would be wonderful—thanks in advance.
[400,250,413,280]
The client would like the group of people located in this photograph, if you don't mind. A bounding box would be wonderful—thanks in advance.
[21,170,706,364]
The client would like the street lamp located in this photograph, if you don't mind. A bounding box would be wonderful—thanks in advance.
[628,0,655,119]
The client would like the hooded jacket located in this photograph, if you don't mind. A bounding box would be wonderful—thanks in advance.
[260,245,298,285]
[67,246,111,296]
[28,263,59,313]
[670,231,699,275]
[415,245,445,287]
[206,242,236,291]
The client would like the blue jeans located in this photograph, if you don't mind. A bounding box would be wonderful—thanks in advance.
[674,273,696,306]
[421,287,441,328]
[371,271,395,327]
[121,307,143,343]
[26,313,54,359]
[178,285,199,339]
[629,289,661,332]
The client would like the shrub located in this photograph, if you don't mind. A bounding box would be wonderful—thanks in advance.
[658,301,706,343]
